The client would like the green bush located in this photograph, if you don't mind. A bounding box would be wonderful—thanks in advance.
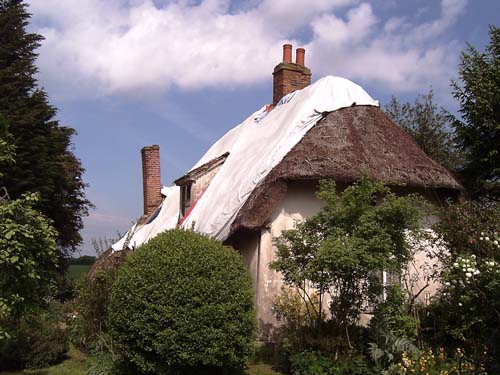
[71,266,118,352]
[290,351,376,375]
[0,313,69,370]
[368,285,417,342]
[388,348,487,375]
[108,229,256,374]
[289,351,334,375]
[0,193,58,338]
[86,351,116,375]
[427,201,500,372]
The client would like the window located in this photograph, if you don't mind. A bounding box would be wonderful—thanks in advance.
[376,269,401,302]
[180,183,192,217]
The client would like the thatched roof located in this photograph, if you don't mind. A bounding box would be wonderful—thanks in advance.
[87,247,129,280]
[230,105,462,233]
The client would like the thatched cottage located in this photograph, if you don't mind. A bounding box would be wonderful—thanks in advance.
[107,45,462,339]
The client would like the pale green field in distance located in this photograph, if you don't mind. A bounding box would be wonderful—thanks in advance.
[67,264,91,282]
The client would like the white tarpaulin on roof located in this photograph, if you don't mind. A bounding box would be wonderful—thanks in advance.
[111,186,180,251]
[180,76,379,240]
[112,76,378,250]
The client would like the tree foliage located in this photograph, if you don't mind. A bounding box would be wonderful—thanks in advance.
[271,177,426,346]
[109,229,256,374]
[450,25,500,202]
[427,201,500,373]
[0,0,91,255]
[384,91,462,172]
[0,115,14,176]
[0,193,58,338]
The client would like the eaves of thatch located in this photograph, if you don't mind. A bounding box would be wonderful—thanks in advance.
[230,105,462,234]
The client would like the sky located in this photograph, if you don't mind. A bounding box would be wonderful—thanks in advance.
[25,0,499,256]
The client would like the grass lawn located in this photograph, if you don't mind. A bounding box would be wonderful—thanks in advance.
[0,346,284,375]
[246,363,285,375]
[0,346,86,375]
[67,265,91,282]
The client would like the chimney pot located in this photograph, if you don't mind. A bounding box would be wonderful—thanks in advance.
[283,44,292,63]
[296,48,305,66]
[141,145,162,216]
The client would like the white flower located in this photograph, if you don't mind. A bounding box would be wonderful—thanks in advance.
[480,237,484,241]
[458,302,463,307]
[445,282,451,286]
[494,240,499,245]
[453,262,459,268]
[474,270,480,275]
[472,254,476,259]
[466,272,472,278]
[485,237,490,241]
[481,232,485,236]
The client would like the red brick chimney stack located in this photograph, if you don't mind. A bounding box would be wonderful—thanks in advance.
[272,44,311,106]
[141,145,162,216]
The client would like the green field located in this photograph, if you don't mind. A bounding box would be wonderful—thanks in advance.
[67,265,91,282]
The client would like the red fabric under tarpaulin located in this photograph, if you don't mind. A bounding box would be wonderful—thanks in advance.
[178,186,208,227]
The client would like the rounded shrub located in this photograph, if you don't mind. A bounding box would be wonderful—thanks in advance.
[0,313,69,370]
[108,229,256,374]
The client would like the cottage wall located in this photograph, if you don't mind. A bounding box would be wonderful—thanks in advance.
[237,180,443,341]
[253,180,323,340]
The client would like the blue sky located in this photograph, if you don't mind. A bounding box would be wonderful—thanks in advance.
[26,0,499,255]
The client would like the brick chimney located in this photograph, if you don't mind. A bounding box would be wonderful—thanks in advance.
[141,145,161,216]
[272,44,311,106]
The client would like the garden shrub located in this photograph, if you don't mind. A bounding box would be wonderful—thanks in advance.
[108,229,256,374]
[368,285,417,342]
[367,285,419,369]
[289,351,334,375]
[271,177,426,351]
[0,193,58,338]
[71,266,118,352]
[290,351,376,375]
[426,201,500,373]
[0,313,69,370]
[86,352,114,375]
[272,288,365,360]
[388,348,487,375]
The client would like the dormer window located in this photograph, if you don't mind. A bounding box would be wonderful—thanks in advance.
[174,152,229,220]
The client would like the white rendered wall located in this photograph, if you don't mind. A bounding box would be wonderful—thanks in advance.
[242,180,444,340]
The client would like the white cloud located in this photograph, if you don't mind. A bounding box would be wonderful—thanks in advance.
[27,0,468,98]
[307,1,466,93]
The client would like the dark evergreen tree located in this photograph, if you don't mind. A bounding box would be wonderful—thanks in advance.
[0,0,91,256]
[384,91,463,172]
[450,25,500,202]
[0,114,14,176]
